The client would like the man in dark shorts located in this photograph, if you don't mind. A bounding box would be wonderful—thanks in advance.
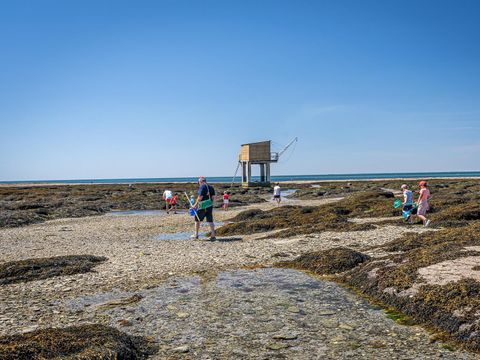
[191,177,216,240]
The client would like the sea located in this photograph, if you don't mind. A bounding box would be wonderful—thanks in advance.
[1,171,480,185]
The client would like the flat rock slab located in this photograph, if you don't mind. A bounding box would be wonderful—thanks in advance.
[65,268,475,359]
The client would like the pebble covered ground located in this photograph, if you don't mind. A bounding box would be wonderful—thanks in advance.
[65,268,475,359]
[0,194,474,358]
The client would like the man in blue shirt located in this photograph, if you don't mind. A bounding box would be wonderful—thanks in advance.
[191,176,216,240]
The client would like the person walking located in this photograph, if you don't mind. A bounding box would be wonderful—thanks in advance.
[191,177,216,240]
[401,184,414,224]
[223,191,230,211]
[170,193,178,214]
[416,181,431,227]
[273,183,281,204]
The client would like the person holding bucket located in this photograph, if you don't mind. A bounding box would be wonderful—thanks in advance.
[401,184,415,223]
[190,177,216,240]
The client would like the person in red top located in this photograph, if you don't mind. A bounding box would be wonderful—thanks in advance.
[223,191,230,211]
[170,193,178,214]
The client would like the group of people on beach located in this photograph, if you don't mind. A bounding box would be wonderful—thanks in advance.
[161,178,286,241]
[162,177,231,241]
[401,180,431,227]
[160,178,430,241]
[162,189,179,214]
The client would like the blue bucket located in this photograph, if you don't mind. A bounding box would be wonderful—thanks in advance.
[189,208,197,217]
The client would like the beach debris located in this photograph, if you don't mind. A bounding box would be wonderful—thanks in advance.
[96,294,144,311]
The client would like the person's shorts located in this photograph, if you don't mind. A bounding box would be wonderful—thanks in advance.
[166,198,172,203]
[195,206,214,222]
[402,204,416,217]
[273,195,281,199]
[417,202,429,216]
[223,199,229,204]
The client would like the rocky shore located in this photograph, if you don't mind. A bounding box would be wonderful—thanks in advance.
[1,179,479,358]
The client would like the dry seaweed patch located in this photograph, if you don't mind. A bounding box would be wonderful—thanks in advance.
[277,247,371,275]
[0,255,107,285]
[217,190,395,237]
[0,324,157,359]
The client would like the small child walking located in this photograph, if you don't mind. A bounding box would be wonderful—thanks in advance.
[223,191,230,211]
[401,184,414,224]
[170,193,178,214]
[416,181,431,227]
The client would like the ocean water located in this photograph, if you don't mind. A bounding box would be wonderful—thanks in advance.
[1,172,479,185]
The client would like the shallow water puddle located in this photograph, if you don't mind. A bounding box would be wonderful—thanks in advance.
[154,232,206,241]
[64,268,472,359]
[282,189,298,197]
[106,210,167,216]
[153,222,225,241]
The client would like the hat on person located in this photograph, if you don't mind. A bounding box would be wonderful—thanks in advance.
[401,184,408,190]
[419,180,427,187]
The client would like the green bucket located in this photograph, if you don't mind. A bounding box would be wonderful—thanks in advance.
[393,199,403,209]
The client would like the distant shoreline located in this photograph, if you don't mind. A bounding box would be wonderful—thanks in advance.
[1,175,479,187]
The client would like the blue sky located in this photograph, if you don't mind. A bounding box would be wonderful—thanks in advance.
[1,0,479,181]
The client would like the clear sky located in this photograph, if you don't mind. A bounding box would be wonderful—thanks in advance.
[1,0,479,181]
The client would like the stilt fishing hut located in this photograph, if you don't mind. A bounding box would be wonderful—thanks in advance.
[237,138,298,188]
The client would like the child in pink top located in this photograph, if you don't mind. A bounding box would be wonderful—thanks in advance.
[416,181,431,227]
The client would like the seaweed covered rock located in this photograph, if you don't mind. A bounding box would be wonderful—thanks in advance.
[382,221,480,253]
[430,203,480,228]
[229,208,266,222]
[0,183,269,228]
[0,324,157,359]
[217,190,394,237]
[341,221,480,352]
[0,255,107,285]
[278,247,371,275]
